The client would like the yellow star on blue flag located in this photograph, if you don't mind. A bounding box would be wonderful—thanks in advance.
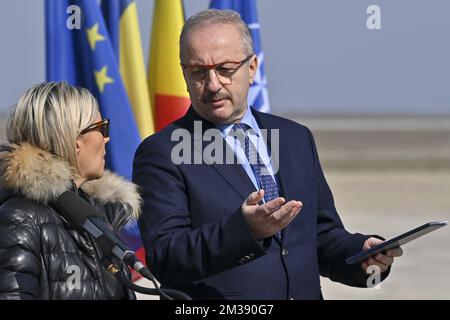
[86,23,106,50]
[95,66,114,93]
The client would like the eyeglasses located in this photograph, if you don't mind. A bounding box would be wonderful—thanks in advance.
[181,54,254,85]
[79,118,110,138]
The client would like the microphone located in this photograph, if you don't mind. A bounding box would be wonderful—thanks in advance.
[53,190,154,281]
[53,190,192,300]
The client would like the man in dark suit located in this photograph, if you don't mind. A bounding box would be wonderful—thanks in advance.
[133,9,402,299]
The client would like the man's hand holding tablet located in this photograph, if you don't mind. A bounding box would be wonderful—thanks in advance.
[346,221,448,273]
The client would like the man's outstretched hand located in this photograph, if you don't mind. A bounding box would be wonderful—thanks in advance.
[241,190,302,240]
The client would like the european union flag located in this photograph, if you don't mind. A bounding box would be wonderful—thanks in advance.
[46,0,143,263]
[210,0,270,112]
[46,0,140,180]
[100,0,131,59]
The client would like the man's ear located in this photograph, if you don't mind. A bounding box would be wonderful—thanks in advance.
[248,54,258,85]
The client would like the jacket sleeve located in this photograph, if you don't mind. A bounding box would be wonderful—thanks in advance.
[305,128,390,287]
[0,202,42,299]
[133,137,268,288]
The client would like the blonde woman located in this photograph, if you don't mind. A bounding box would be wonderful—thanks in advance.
[0,82,141,299]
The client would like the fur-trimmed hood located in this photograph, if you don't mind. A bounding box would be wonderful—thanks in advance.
[0,143,141,218]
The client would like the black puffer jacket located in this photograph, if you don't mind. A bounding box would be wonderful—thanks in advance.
[0,143,142,300]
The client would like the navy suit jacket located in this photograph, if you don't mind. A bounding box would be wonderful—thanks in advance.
[133,107,381,300]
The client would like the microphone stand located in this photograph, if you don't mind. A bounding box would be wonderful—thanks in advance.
[107,264,192,300]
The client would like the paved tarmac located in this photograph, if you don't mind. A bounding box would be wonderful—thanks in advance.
[296,116,450,170]
[320,169,450,299]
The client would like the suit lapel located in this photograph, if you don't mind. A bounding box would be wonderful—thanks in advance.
[184,107,256,200]
[211,160,257,201]
[181,107,295,243]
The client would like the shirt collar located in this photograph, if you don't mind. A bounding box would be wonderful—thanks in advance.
[215,106,261,137]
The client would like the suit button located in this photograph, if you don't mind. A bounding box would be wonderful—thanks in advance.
[282,248,289,256]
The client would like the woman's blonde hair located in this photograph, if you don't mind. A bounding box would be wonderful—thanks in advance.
[6,81,99,174]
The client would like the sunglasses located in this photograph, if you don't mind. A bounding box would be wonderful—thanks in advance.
[79,118,110,138]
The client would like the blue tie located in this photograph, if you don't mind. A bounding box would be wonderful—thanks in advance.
[232,123,282,240]
[232,123,280,204]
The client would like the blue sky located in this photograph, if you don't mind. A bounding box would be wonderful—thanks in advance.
[0,0,449,115]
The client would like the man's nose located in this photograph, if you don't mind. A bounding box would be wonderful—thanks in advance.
[205,69,223,92]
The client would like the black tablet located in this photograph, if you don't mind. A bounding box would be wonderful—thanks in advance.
[345,221,448,264]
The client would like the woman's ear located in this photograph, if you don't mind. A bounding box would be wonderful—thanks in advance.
[75,138,82,155]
